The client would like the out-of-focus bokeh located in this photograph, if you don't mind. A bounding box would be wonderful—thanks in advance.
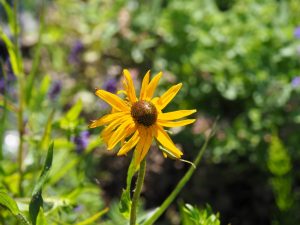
[1,0,300,224]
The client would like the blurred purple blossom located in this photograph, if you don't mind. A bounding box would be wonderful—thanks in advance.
[103,78,118,93]
[74,205,83,212]
[291,76,300,87]
[48,80,62,100]
[294,27,300,39]
[72,131,89,154]
[68,40,84,64]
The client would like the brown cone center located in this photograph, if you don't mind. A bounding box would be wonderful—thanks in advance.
[131,100,157,127]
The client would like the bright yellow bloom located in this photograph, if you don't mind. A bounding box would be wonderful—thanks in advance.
[89,69,196,165]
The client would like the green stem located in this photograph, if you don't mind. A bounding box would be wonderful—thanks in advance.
[13,0,24,196]
[0,61,5,160]
[143,126,215,225]
[130,159,147,225]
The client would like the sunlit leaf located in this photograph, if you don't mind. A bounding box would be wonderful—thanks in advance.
[0,187,20,215]
[29,142,54,225]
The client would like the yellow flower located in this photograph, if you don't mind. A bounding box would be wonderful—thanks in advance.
[89,69,196,165]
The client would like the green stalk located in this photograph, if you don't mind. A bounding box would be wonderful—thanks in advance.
[143,126,215,225]
[0,61,6,160]
[25,0,45,104]
[13,0,25,196]
[130,159,147,225]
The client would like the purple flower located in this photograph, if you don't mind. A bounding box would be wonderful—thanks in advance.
[291,76,300,87]
[294,27,300,39]
[103,78,118,93]
[48,80,62,100]
[72,131,89,154]
[68,40,84,64]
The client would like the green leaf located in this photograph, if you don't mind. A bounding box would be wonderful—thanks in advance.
[267,133,292,176]
[40,110,55,151]
[119,189,131,218]
[60,100,83,130]
[74,208,108,225]
[180,203,220,225]
[66,99,83,121]
[29,142,54,225]
[0,28,21,76]
[36,207,48,225]
[30,75,51,111]
[0,187,20,215]
[0,0,15,34]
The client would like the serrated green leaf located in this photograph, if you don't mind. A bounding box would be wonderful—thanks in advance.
[180,203,220,225]
[29,142,54,225]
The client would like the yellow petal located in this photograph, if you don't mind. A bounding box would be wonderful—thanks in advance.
[101,115,131,146]
[145,72,162,100]
[108,120,135,150]
[155,83,182,110]
[140,70,150,100]
[95,89,130,112]
[153,125,183,158]
[135,128,153,166]
[117,130,140,156]
[89,112,129,128]
[157,119,196,128]
[123,69,137,104]
[158,109,196,121]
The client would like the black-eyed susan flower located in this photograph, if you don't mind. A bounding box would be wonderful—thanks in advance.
[89,70,196,165]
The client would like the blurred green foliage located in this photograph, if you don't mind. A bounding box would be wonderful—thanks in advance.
[1,0,300,224]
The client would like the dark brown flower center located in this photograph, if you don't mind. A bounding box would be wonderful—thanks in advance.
[131,100,157,127]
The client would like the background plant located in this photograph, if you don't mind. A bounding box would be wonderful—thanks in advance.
[1,0,300,224]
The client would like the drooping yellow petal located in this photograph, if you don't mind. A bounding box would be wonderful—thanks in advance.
[101,115,131,146]
[123,69,137,104]
[158,109,196,121]
[108,120,135,150]
[154,83,182,110]
[89,112,129,128]
[153,125,183,158]
[95,89,130,112]
[157,119,196,127]
[117,130,140,156]
[145,72,162,100]
[135,128,153,166]
[140,70,150,100]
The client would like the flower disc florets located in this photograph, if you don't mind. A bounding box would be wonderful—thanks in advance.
[131,100,157,127]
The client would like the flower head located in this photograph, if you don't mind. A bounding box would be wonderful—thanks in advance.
[89,70,196,165]
[48,80,62,100]
[294,26,300,39]
[103,78,118,93]
[68,40,84,64]
[291,76,300,88]
[72,131,90,154]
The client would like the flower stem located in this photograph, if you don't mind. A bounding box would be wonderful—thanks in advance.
[143,122,216,225]
[130,159,146,225]
[13,0,25,196]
